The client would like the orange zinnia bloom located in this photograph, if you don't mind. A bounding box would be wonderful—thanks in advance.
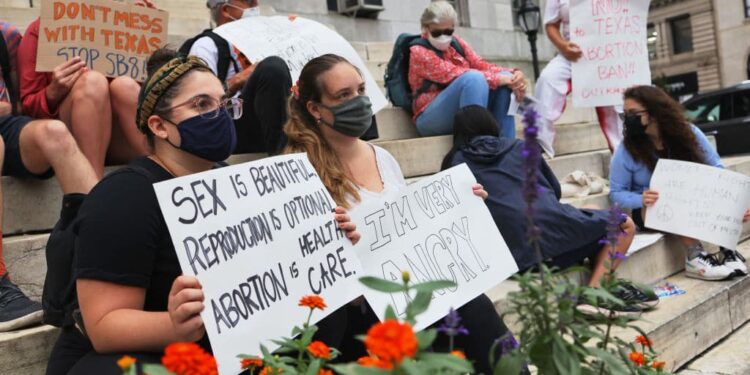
[162,342,218,375]
[651,361,666,370]
[259,366,283,375]
[316,369,333,375]
[357,356,393,370]
[299,295,327,311]
[117,355,136,370]
[240,357,263,369]
[451,350,466,359]
[635,335,652,347]
[307,341,331,360]
[364,320,418,364]
[629,351,645,366]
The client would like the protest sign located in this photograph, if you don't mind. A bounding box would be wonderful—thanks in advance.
[37,0,169,82]
[348,164,518,330]
[154,154,364,374]
[570,0,651,107]
[645,159,750,250]
[213,16,388,112]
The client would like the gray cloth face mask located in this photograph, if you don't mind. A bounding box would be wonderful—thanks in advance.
[318,95,373,138]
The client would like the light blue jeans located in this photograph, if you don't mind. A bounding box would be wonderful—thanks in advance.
[415,70,515,138]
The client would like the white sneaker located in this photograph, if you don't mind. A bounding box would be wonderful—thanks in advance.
[685,253,734,281]
[721,249,748,276]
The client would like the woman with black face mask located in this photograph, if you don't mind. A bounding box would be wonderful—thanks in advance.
[45,49,359,375]
[609,85,750,282]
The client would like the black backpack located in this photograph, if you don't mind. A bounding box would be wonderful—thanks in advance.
[383,33,464,114]
[0,29,19,115]
[179,29,240,82]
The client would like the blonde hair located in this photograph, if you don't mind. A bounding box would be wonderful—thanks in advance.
[420,1,458,28]
[282,54,362,208]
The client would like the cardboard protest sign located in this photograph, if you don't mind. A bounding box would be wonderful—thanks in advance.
[570,0,651,107]
[348,164,518,330]
[213,16,388,112]
[154,154,364,375]
[37,0,169,82]
[646,159,750,250]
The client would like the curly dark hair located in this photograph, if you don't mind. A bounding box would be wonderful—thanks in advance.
[622,85,705,171]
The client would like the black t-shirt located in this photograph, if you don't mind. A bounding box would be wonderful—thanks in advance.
[74,156,211,351]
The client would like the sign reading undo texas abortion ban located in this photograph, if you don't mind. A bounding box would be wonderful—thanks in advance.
[213,16,388,112]
[646,159,750,250]
[349,164,519,330]
[37,0,169,82]
[154,154,364,375]
[570,0,651,107]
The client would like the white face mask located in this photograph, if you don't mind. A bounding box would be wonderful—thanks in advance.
[428,34,452,51]
[226,3,260,20]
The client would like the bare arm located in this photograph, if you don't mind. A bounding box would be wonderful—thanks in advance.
[546,22,582,62]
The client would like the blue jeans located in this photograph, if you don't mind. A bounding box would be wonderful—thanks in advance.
[415,70,515,138]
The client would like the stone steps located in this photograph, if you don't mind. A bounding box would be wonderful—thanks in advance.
[679,321,750,374]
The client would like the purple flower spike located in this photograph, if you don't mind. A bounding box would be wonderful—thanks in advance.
[495,332,520,356]
[438,308,469,337]
[521,108,543,251]
[601,204,628,257]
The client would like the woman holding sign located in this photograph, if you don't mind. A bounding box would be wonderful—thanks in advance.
[609,85,750,281]
[280,53,513,374]
[45,49,359,374]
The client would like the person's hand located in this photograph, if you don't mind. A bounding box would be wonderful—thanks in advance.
[334,206,361,245]
[0,101,11,116]
[642,189,659,207]
[743,208,750,223]
[561,41,583,62]
[227,65,256,95]
[168,276,206,342]
[472,183,488,200]
[509,70,527,101]
[46,57,87,106]
[134,0,157,8]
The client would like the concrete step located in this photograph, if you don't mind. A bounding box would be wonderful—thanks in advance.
[0,324,59,375]
[679,321,750,374]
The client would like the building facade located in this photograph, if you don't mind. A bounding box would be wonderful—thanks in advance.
[712,0,750,87]
[647,0,721,101]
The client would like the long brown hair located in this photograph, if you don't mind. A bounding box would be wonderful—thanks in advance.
[622,86,705,171]
[283,54,362,208]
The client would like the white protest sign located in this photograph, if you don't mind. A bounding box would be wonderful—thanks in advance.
[570,0,651,107]
[154,154,364,375]
[349,164,518,330]
[645,159,750,250]
[213,16,388,112]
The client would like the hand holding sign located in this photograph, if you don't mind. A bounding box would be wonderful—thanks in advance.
[46,57,87,106]
[167,275,207,343]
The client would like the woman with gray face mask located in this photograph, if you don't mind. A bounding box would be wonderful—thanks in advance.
[408,1,527,139]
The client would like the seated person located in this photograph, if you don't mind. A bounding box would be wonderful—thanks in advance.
[0,19,98,333]
[441,105,653,316]
[610,85,750,281]
[409,1,526,138]
[17,3,153,177]
[45,48,358,375]
[185,0,293,154]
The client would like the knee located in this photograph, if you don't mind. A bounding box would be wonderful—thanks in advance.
[37,119,77,155]
[71,71,109,102]
[621,216,636,239]
[454,70,487,89]
[109,76,140,100]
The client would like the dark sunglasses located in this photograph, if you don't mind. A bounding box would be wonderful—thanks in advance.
[429,28,455,38]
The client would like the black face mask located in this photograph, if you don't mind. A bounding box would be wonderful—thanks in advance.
[623,114,646,136]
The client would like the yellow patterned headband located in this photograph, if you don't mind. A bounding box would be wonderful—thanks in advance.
[136,55,210,133]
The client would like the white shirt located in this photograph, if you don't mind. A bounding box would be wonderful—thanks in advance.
[188,36,241,80]
[544,0,570,40]
[348,145,406,208]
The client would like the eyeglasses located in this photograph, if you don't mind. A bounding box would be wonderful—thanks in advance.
[618,110,647,121]
[166,95,243,120]
[429,28,455,38]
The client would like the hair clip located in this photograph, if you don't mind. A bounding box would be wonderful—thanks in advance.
[290,80,300,100]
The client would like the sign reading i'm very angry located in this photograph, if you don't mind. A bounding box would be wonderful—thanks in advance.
[37,0,169,82]
[570,0,651,107]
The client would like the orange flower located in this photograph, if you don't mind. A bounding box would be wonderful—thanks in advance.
[364,320,418,364]
[259,366,282,375]
[288,14,298,22]
[307,341,331,360]
[635,335,653,348]
[651,361,666,370]
[451,350,466,360]
[240,357,263,370]
[629,351,645,366]
[117,355,136,370]
[299,295,327,311]
[316,370,333,375]
[357,356,393,370]
[162,342,218,375]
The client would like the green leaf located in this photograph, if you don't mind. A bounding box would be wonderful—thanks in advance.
[300,325,318,347]
[329,363,390,375]
[416,329,438,350]
[552,336,581,375]
[304,358,322,375]
[140,364,175,375]
[399,358,423,375]
[418,352,474,372]
[492,352,524,375]
[384,305,398,320]
[359,276,406,293]
[588,347,630,374]
[411,280,456,293]
[407,290,433,319]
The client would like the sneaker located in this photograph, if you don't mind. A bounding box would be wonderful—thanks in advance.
[721,248,747,277]
[576,296,643,318]
[614,281,659,310]
[0,274,43,332]
[685,252,734,281]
